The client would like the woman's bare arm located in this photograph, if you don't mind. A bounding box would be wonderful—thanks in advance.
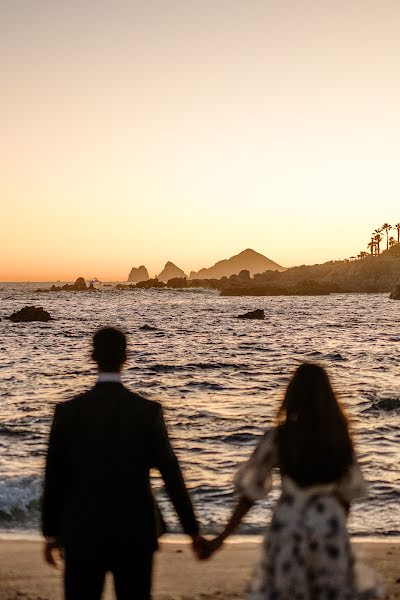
[197,496,254,558]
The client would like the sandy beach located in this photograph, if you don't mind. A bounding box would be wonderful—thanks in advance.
[0,539,398,600]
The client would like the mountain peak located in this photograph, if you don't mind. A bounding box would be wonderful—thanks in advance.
[238,248,264,257]
[189,249,285,280]
[157,262,187,283]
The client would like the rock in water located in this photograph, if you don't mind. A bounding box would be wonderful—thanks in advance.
[167,277,188,288]
[389,285,400,299]
[72,277,87,291]
[237,309,265,320]
[128,266,149,283]
[140,324,159,331]
[7,306,52,322]
[136,278,166,289]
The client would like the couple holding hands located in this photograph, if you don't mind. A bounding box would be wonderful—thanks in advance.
[42,328,382,599]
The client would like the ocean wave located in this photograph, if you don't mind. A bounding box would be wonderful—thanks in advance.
[306,351,347,362]
[147,362,241,373]
[0,476,41,523]
[0,426,29,438]
[221,432,259,445]
[364,398,400,413]
[186,381,230,391]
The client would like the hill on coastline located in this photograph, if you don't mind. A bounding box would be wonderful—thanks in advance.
[221,247,400,295]
[189,249,285,280]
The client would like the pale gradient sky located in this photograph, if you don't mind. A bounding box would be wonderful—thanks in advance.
[1,0,400,281]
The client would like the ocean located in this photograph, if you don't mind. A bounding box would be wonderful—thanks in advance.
[0,283,399,538]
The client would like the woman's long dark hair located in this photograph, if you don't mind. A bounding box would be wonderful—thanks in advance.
[276,363,354,487]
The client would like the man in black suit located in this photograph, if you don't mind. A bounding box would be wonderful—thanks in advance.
[42,327,203,599]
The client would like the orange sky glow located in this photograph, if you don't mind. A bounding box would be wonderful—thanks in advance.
[1,1,400,281]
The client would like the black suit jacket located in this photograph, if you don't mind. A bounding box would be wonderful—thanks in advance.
[42,382,198,554]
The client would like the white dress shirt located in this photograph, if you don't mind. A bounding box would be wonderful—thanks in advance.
[97,372,122,383]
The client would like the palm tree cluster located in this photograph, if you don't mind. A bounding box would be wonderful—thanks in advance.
[360,223,400,259]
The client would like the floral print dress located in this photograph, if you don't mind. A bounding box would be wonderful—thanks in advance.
[234,428,384,600]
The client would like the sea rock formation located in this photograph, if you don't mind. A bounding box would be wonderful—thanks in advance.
[189,249,285,280]
[157,262,187,283]
[136,278,166,289]
[389,285,400,299]
[115,284,136,290]
[37,277,95,292]
[128,266,149,283]
[167,277,188,288]
[7,306,52,322]
[188,278,222,290]
[237,309,265,320]
[71,277,87,290]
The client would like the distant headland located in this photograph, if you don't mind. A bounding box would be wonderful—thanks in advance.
[120,237,400,296]
[128,249,283,283]
[123,224,400,295]
[33,223,400,296]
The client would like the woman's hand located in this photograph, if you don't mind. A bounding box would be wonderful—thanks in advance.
[192,535,225,560]
[193,496,254,560]
[192,535,212,560]
[206,535,225,555]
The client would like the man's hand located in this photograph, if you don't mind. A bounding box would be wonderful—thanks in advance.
[191,535,213,560]
[44,539,61,568]
[191,535,225,560]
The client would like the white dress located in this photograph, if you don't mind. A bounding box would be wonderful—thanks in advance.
[234,428,384,600]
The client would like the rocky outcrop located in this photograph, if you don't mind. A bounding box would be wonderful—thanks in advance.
[189,249,285,279]
[188,278,222,290]
[136,278,166,289]
[7,306,52,322]
[157,262,187,283]
[389,285,400,299]
[128,266,149,283]
[237,309,265,320]
[221,251,400,296]
[37,277,95,292]
[71,277,87,290]
[291,280,332,296]
[167,277,188,288]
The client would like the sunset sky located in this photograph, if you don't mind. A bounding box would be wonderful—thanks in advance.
[1,1,400,281]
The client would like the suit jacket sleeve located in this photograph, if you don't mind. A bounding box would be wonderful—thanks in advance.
[41,404,66,538]
[151,404,199,537]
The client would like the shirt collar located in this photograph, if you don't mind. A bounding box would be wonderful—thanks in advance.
[97,372,122,384]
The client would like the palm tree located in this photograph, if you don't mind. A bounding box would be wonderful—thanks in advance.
[374,232,383,255]
[395,223,400,243]
[358,251,369,259]
[382,223,391,250]
[367,239,376,255]
[389,236,397,248]
[373,229,383,255]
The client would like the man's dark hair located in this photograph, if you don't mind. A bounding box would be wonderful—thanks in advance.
[92,327,127,372]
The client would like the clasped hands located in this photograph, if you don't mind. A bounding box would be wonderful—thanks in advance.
[192,535,224,560]
[45,536,223,567]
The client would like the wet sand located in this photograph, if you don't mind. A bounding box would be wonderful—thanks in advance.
[0,540,399,599]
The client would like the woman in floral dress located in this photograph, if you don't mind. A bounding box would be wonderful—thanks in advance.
[205,363,383,600]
